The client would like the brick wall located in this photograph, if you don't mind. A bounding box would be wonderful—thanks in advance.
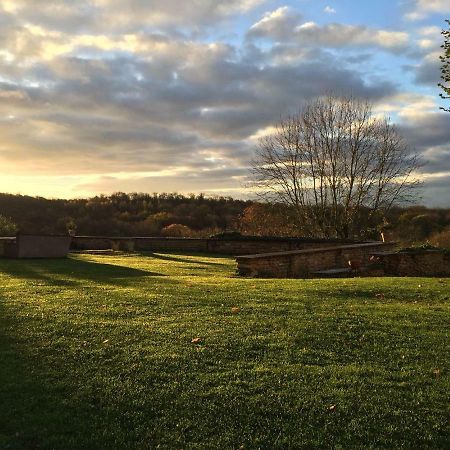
[236,242,395,278]
[376,250,450,277]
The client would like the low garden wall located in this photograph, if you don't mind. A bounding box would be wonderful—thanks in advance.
[371,250,450,277]
[0,237,15,257]
[236,242,395,278]
[71,236,360,256]
[0,235,71,259]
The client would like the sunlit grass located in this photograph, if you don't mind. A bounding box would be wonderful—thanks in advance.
[0,252,449,449]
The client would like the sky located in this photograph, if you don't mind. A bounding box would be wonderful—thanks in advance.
[0,0,449,205]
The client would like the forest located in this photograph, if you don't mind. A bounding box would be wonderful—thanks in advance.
[0,192,449,248]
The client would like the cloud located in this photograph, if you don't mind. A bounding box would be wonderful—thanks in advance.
[1,0,267,33]
[0,21,397,182]
[420,173,450,207]
[324,6,336,14]
[379,94,450,183]
[249,6,302,41]
[405,0,450,21]
[407,26,445,86]
[371,93,450,190]
[414,50,442,85]
[0,2,448,204]
[248,8,409,52]
[399,110,450,153]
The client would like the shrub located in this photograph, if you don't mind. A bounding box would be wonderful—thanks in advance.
[0,215,18,236]
[429,228,450,250]
[160,224,193,237]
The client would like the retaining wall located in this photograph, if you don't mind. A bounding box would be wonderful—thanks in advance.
[71,236,360,256]
[236,242,395,278]
[372,250,450,277]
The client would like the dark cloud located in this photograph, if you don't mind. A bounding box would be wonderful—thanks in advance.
[399,112,450,151]
[425,174,450,189]
[415,56,441,86]
[420,174,450,208]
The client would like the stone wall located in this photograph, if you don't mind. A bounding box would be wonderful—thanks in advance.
[372,250,450,277]
[71,236,359,256]
[1,235,71,259]
[236,242,395,278]
[0,237,15,257]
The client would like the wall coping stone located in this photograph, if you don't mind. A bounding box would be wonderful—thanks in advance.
[74,235,361,243]
[371,249,444,256]
[236,241,391,260]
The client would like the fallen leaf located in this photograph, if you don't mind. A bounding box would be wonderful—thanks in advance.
[432,368,441,378]
[231,307,241,314]
[102,339,109,344]
[375,293,385,299]
[191,337,202,344]
[329,405,336,411]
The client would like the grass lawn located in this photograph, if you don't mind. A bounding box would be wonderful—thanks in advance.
[0,252,449,449]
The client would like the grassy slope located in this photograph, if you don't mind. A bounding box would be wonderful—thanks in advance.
[0,253,449,450]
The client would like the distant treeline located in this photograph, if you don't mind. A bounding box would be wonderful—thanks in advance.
[0,192,449,248]
[0,192,250,237]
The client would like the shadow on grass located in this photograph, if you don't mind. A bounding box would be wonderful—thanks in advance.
[0,256,168,448]
[146,252,228,266]
[0,256,163,286]
[0,292,108,449]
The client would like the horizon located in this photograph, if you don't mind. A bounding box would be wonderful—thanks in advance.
[1,190,449,212]
[0,1,449,205]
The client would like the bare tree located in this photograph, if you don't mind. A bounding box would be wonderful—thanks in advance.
[250,95,422,239]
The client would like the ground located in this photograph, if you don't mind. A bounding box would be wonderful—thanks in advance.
[0,252,449,449]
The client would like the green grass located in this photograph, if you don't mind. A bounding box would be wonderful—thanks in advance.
[0,252,449,449]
